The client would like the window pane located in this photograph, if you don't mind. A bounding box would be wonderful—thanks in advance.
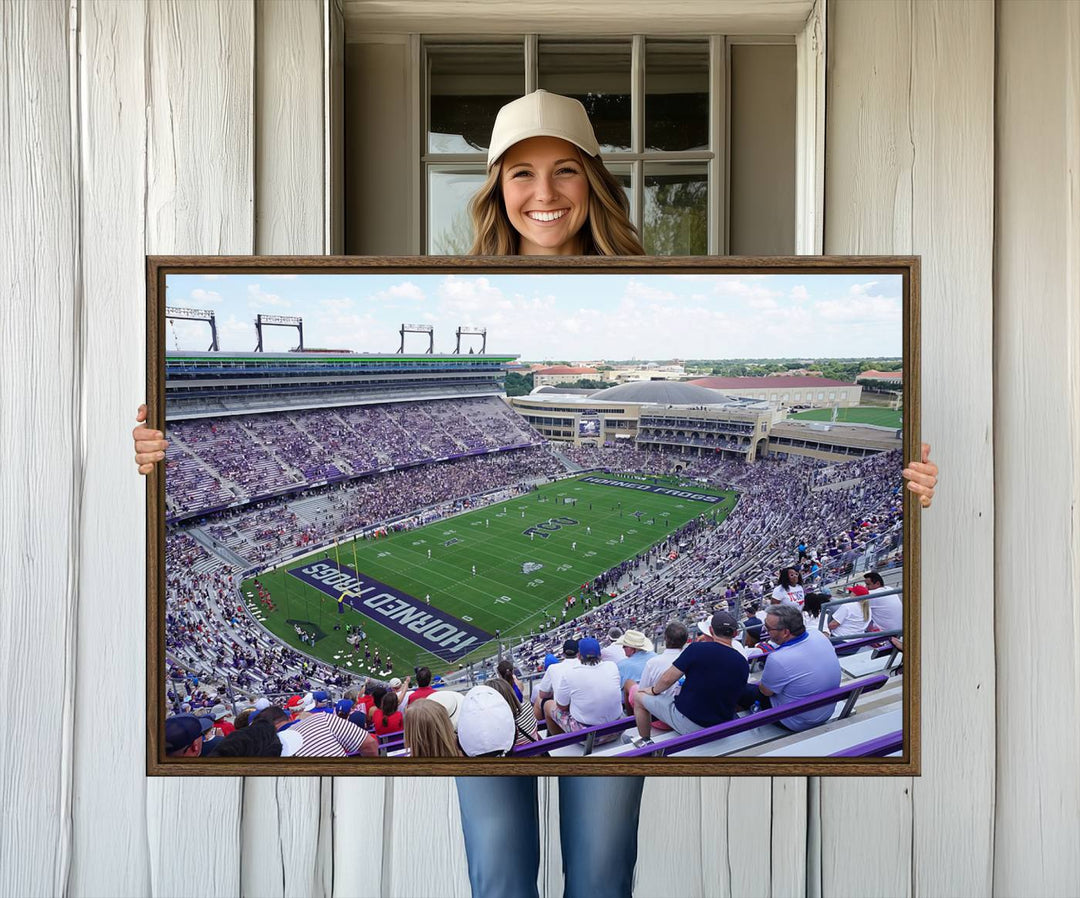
[645,40,709,152]
[538,40,631,153]
[604,163,634,219]
[428,167,487,254]
[643,163,707,255]
[428,44,524,154]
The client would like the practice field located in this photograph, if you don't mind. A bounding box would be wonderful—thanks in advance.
[244,473,737,677]
[791,406,902,428]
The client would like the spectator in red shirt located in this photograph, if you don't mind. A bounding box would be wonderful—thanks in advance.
[403,667,437,710]
[372,691,403,736]
[208,704,235,739]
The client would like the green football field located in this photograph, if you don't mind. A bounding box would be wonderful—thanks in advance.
[243,473,737,677]
[791,406,902,428]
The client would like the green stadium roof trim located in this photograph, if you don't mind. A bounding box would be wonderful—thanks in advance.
[165,353,517,363]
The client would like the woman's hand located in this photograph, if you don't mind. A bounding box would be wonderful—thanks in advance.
[133,404,168,474]
[902,442,938,508]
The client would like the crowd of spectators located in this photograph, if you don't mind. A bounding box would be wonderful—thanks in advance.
[163,406,905,758]
[481,448,905,682]
[165,396,543,518]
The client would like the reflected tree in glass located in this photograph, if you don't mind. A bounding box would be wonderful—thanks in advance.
[643,166,707,255]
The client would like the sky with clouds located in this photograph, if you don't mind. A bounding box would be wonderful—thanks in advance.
[164,272,904,361]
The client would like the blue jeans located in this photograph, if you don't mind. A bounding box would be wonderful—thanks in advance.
[455,776,645,898]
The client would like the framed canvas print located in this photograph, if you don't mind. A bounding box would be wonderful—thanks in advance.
[146,255,920,776]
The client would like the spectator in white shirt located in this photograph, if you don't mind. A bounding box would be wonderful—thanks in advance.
[864,570,903,632]
[623,621,689,730]
[636,621,689,696]
[600,627,625,665]
[548,637,623,735]
[533,639,580,719]
[828,585,872,639]
[771,566,805,606]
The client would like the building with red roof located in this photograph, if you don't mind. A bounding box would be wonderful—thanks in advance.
[856,369,903,383]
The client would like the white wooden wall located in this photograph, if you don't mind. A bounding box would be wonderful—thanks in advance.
[1,1,1077,896]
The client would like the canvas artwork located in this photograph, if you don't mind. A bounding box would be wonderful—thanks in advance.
[147,256,919,776]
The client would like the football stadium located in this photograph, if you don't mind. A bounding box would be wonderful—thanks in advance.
[165,343,907,761]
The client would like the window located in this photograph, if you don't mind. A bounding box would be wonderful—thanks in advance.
[422,35,794,255]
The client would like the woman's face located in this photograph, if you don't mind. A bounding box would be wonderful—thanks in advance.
[499,136,590,255]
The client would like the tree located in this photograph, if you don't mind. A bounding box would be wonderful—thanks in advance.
[562,378,616,390]
[503,371,534,397]
[642,178,707,255]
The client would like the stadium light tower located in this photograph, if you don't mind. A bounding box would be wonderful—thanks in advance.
[254,314,303,352]
[455,325,487,354]
[398,323,434,354]
[166,306,219,351]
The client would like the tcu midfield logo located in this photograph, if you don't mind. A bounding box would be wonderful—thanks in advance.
[521,562,544,574]
[522,516,579,539]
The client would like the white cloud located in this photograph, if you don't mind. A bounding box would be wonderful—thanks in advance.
[189,288,222,303]
[748,296,779,310]
[320,297,355,313]
[303,308,386,352]
[814,295,901,325]
[384,281,425,300]
[848,280,879,296]
[625,280,677,303]
[712,279,782,304]
[436,275,515,315]
[790,285,810,301]
[246,283,291,308]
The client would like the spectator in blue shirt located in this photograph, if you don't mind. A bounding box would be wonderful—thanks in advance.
[614,629,656,700]
[740,603,842,731]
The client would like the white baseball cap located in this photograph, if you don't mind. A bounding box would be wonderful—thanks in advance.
[457,685,515,757]
[486,90,600,169]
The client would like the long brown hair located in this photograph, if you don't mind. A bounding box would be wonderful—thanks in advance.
[468,151,644,256]
[487,677,522,717]
[403,698,462,758]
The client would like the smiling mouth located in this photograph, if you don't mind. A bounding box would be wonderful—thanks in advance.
[526,209,568,222]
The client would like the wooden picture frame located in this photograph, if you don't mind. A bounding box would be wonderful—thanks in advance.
[147,255,920,776]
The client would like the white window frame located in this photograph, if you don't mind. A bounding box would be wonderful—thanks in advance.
[409,0,825,255]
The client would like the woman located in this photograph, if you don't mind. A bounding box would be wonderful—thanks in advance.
[371,691,403,737]
[828,584,873,639]
[496,658,525,703]
[402,698,462,759]
[453,90,645,898]
[488,677,540,746]
[771,565,805,606]
[132,89,939,898]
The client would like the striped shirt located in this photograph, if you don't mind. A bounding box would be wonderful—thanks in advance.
[289,712,369,757]
[513,701,540,746]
